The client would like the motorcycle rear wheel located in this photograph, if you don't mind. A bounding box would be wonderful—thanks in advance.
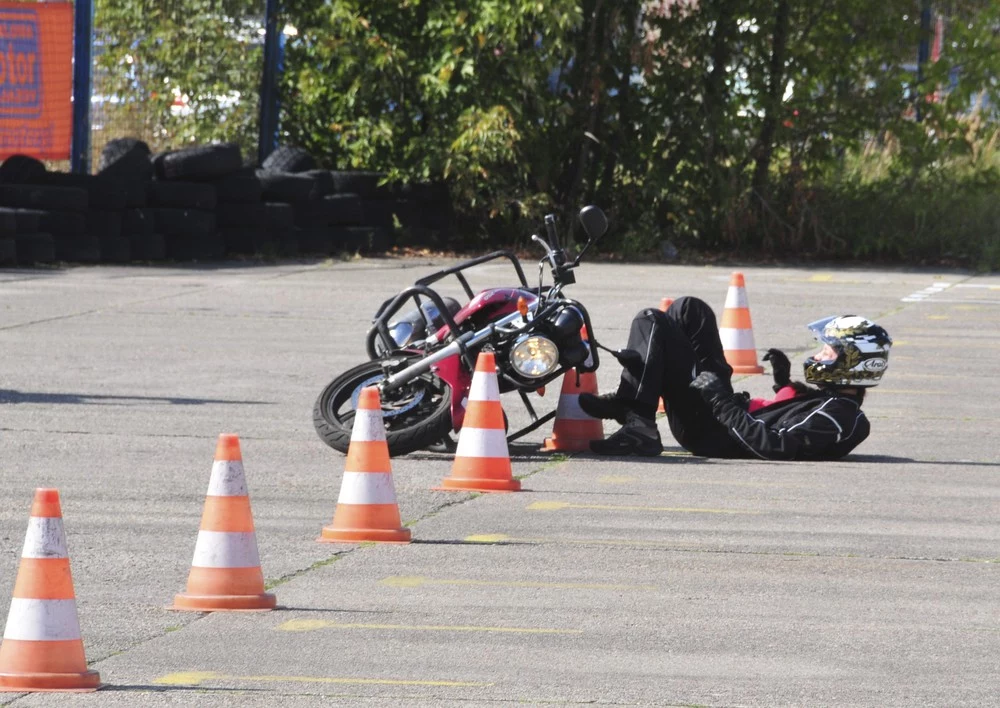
[313,359,453,457]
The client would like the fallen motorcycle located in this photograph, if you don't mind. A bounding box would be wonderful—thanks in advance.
[313,205,609,456]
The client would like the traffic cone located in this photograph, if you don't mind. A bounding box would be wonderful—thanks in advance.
[542,326,604,452]
[172,434,277,611]
[320,387,412,542]
[0,489,100,692]
[436,351,521,492]
[657,298,674,413]
[719,272,764,374]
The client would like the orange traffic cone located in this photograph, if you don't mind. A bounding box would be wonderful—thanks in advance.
[719,272,764,374]
[543,326,604,451]
[0,489,100,692]
[657,298,674,413]
[173,434,276,611]
[320,387,412,542]
[436,351,521,492]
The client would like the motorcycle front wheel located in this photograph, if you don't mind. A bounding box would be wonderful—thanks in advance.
[313,359,453,457]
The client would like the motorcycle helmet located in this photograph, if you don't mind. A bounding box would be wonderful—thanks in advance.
[803,315,892,387]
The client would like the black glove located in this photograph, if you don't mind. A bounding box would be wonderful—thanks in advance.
[763,348,792,393]
[690,371,729,405]
[690,371,749,411]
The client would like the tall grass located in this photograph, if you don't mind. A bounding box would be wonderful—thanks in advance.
[714,126,1000,271]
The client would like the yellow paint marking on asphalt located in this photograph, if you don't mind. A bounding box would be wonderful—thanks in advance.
[809,273,833,282]
[381,575,656,591]
[599,475,637,484]
[465,533,511,543]
[155,671,223,686]
[926,315,949,320]
[275,619,582,635]
[527,500,757,515]
[154,671,490,688]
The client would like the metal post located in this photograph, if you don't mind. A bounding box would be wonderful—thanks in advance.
[257,0,282,166]
[71,0,94,173]
[916,0,931,122]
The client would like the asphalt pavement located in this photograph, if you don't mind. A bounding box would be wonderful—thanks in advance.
[0,256,997,706]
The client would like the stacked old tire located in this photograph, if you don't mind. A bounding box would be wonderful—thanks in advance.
[0,155,89,264]
[150,144,242,261]
[97,138,159,261]
[0,141,453,266]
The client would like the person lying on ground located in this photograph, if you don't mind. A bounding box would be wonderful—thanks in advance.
[579,297,892,460]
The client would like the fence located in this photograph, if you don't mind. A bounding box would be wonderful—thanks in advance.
[87,0,283,172]
[0,0,281,172]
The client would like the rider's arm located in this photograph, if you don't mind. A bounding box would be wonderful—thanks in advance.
[710,396,868,460]
[690,372,864,460]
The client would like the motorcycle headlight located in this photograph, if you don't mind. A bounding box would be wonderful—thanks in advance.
[510,335,560,379]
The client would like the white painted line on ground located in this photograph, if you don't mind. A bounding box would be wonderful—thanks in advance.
[901,282,953,303]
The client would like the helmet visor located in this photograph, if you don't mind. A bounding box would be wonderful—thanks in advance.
[807,315,839,345]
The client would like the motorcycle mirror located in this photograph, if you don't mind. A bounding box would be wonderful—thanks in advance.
[578,205,608,241]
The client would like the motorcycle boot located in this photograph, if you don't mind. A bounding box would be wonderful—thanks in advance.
[578,392,634,425]
[589,411,663,457]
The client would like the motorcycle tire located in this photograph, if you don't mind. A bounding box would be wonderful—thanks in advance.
[313,359,453,457]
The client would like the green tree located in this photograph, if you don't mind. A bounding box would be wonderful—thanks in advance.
[93,0,263,159]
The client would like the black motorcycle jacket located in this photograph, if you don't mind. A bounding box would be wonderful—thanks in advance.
[706,387,870,461]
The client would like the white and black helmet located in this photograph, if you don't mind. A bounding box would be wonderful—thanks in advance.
[803,315,892,387]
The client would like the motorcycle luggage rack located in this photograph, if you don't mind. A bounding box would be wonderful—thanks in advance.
[366,250,530,360]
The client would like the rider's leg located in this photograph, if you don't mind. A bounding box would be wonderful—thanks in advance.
[660,296,741,457]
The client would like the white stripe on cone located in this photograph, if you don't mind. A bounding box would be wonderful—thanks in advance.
[719,327,757,350]
[555,392,593,421]
[21,518,68,559]
[350,407,387,442]
[207,460,248,497]
[468,370,500,402]
[336,471,399,505]
[455,427,509,459]
[3,598,83,641]
[724,287,750,309]
[191,531,262,569]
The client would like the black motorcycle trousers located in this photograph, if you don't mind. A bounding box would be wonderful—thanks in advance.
[614,296,743,457]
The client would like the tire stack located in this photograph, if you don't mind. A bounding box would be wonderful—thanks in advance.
[324,171,390,254]
[0,165,91,265]
[149,144,246,261]
[257,147,323,255]
[0,204,56,267]
[36,171,132,263]
[212,168,270,256]
[293,169,370,255]
[0,157,53,266]
[98,138,163,261]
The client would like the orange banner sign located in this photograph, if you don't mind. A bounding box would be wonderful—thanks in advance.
[0,2,74,160]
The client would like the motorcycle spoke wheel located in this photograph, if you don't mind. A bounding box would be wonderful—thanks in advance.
[314,359,453,457]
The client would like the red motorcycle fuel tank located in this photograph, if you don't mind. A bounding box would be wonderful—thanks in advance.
[430,288,538,344]
[430,288,538,430]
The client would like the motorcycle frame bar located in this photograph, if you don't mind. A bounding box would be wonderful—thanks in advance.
[380,306,535,393]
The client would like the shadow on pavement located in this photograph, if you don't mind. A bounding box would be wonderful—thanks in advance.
[101,685,269,693]
[0,389,272,406]
[412,538,536,547]
[849,453,999,467]
[273,606,393,614]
